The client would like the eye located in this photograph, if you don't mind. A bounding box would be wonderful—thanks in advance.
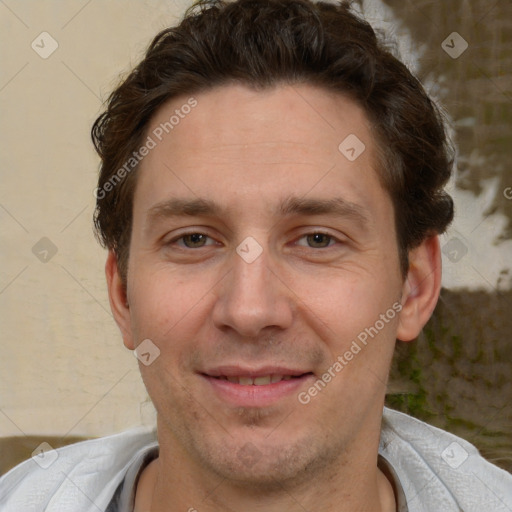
[172,232,216,248]
[296,232,337,248]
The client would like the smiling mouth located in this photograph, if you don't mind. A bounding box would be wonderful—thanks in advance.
[209,374,313,386]
[201,370,315,406]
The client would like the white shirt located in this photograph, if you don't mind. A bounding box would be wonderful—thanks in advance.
[1,408,511,511]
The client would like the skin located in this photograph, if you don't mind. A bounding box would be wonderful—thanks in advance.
[106,83,442,512]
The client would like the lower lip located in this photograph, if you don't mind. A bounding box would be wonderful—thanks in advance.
[201,374,314,407]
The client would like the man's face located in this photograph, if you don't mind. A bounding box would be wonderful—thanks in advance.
[122,84,406,484]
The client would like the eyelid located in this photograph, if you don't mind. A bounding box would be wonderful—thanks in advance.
[165,229,220,248]
[293,231,342,248]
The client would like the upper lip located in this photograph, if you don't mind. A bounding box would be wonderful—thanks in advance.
[202,365,311,378]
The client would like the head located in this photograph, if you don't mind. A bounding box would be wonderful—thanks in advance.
[92,0,453,285]
[93,0,454,495]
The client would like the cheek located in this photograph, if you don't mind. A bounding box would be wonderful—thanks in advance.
[127,263,217,350]
[292,272,400,392]
[303,277,399,397]
[134,265,223,358]
[293,270,398,339]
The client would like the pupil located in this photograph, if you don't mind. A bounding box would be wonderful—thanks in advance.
[186,234,205,247]
[308,233,329,247]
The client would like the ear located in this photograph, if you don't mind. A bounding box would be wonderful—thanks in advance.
[396,235,442,342]
[105,250,135,350]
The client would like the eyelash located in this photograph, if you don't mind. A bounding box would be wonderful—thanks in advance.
[167,231,340,249]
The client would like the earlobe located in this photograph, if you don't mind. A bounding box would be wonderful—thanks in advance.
[396,236,442,342]
[105,250,135,350]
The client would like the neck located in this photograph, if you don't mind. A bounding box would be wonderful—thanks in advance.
[135,432,396,512]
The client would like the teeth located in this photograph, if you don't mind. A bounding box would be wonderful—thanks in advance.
[253,376,271,386]
[220,374,295,385]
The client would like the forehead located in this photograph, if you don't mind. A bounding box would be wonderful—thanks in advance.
[133,83,387,221]
[147,83,371,161]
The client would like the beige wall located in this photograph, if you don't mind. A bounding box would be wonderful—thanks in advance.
[0,0,191,438]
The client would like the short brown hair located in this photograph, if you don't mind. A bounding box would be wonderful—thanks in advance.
[92,0,454,282]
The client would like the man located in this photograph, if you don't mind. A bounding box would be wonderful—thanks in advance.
[1,0,511,510]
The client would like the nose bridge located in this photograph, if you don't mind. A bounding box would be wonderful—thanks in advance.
[235,244,274,298]
[212,240,292,337]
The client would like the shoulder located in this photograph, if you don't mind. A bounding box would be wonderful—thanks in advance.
[0,426,157,512]
[380,407,512,512]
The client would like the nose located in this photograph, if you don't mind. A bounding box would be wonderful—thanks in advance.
[211,242,294,338]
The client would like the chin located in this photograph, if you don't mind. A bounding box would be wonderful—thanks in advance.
[196,435,340,490]
[216,450,307,488]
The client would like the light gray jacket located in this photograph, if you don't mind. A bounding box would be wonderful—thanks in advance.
[1,408,511,511]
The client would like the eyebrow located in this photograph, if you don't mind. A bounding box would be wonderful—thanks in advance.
[146,195,370,228]
[147,198,222,222]
[277,196,370,226]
